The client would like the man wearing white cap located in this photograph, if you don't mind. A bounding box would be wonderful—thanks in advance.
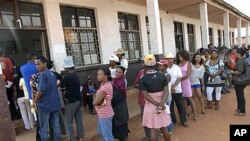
[109,55,119,79]
[61,56,83,141]
[165,53,189,128]
[115,48,129,86]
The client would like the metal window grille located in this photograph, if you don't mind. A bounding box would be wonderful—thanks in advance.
[174,22,184,51]
[146,17,151,54]
[209,27,214,44]
[0,1,14,27]
[118,13,142,60]
[63,28,100,67]
[187,24,195,52]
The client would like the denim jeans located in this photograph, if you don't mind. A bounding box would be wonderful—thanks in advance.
[98,117,114,141]
[65,101,83,141]
[38,110,61,141]
[166,94,174,133]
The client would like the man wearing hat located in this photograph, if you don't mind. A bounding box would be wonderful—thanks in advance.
[109,55,120,79]
[165,53,189,128]
[61,56,83,141]
[115,48,129,87]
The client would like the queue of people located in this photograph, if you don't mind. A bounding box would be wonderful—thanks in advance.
[1,45,250,141]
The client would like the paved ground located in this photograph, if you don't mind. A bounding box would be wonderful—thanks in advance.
[16,87,250,141]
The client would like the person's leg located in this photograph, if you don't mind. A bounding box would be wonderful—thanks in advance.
[75,101,84,139]
[65,103,76,141]
[38,110,50,141]
[6,87,17,120]
[160,127,171,141]
[194,88,205,114]
[36,111,41,141]
[49,110,61,141]
[100,117,114,141]
[235,85,246,114]
[25,99,35,129]
[187,97,197,120]
[59,112,66,135]
[206,87,214,109]
[140,106,151,138]
[17,97,31,129]
[150,128,157,141]
[170,94,176,124]
[174,93,188,127]
[89,95,94,112]
[215,87,222,110]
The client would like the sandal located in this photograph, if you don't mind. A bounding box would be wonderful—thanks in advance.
[194,116,198,121]
[202,110,206,115]
[234,113,246,116]
[235,109,240,113]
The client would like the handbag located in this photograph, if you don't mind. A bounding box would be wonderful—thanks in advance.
[218,59,229,80]
[233,59,250,85]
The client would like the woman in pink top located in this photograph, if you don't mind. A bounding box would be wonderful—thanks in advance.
[177,50,198,121]
[93,67,114,141]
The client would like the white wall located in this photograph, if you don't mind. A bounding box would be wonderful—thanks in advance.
[40,0,239,69]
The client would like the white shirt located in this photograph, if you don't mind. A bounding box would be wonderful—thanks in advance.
[109,67,116,79]
[19,78,29,99]
[190,65,205,85]
[167,64,183,93]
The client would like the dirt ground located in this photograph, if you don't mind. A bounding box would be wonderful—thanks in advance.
[16,87,250,141]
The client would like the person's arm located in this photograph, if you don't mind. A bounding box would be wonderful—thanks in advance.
[134,72,141,89]
[142,91,160,107]
[159,85,169,109]
[231,60,246,75]
[7,58,14,74]
[34,73,46,103]
[93,90,106,106]
[181,62,192,81]
[171,67,182,93]
[212,60,224,78]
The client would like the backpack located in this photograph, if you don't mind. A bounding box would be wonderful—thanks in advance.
[233,58,250,85]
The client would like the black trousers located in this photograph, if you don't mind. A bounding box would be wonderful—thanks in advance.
[6,87,20,120]
[86,95,94,112]
[235,85,246,113]
[170,93,187,124]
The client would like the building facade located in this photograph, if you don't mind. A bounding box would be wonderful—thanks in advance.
[0,0,250,86]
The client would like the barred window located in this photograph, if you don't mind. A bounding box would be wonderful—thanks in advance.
[209,27,213,44]
[60,6,100,67]
[0,1,14,27]
[118,13,141,60]
[18,2,44,27]
[174,21,184,52]
[145,17,151,54]
[187,24,195,52]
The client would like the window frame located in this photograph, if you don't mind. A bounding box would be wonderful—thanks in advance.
[174,21,185,52]
[187,23,196,52]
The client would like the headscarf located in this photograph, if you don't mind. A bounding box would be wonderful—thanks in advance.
[113,76,127,96]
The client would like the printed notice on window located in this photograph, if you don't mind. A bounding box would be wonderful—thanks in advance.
[230,125,250,141]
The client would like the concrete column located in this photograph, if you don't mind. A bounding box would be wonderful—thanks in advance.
[43,0,67,72]
[146,0,163,55]
[223,12,230,48]
[246,23,250,46]
[183,22,189,51]
[237,19,242,46]
[199,2,209,48]
[220,30,224,46]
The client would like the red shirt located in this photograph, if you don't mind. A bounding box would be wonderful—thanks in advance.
[0,57,14,81]
[134,69,146,107]
[95,82,114,118]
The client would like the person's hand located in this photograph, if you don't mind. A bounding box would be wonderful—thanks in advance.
[230,70,234,74]
[171,87,176,93]
[201,86,205,92]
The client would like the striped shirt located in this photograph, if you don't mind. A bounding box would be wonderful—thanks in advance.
[95,82,114,119]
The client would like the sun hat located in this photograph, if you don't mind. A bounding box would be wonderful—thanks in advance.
[144,54,156,66]
[109,55,119,62]
[157,59,169,66]
[164,52,175,59]
[63,56,75,69]
[114,48,126,54]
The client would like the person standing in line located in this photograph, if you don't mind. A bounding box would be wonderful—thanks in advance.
[176,50,197,121]
[82,75,98,115]
[157,59,174,134]
[93,67,114,141]
[231,48,248,116]
[13,67,31,130]
[61,56,84,141]
[109,55,120,80]
[205,49,224,110]
[33,56,61,141]
[190,53,206,115]
[139,54,171,141]
[112,66,129,141]
[20,53,37,127]
[165,52,189,128]
[115,48,129,86]
[134,60,151,140]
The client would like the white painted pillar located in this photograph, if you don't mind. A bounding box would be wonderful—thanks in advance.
[246,23,250,46]
[199,2,209,48]
[213,27,218,47]
[237,19,242,46]
[183,22,189,51]
[146,0,163,54]
[223,12,230,48]
[43,0,67,72]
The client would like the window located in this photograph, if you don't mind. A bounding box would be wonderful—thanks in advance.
[0,1,14,27]
[145,17,151,54]
[18,2,44,27]
[60,6,100,67]
[187,24,195,52]
[232,32,235,45]
[218,29,221,46]
[209,27,213,44]
[118,13,141,60]
[174,22,184,52]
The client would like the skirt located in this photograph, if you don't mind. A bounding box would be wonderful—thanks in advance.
[142,91,171,129]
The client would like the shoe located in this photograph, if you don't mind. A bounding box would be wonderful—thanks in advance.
[235,109,240,113]
[234,113,246,116]
[226,90,230,93]
[182,122,189,128]
[221,90,227,94]
[194,116,198,121]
